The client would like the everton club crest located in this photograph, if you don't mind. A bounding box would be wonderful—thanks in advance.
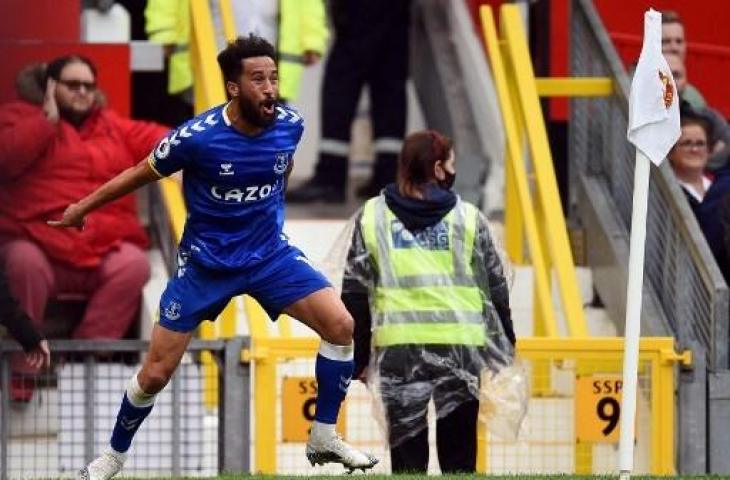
[274,152,290,174]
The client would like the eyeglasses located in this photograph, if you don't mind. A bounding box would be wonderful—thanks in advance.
[676,139,708,150]
[58,79,97,93]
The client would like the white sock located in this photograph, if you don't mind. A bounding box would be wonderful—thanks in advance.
[311,420,336,439]
[318,340,354,361]
[126,373,156,408]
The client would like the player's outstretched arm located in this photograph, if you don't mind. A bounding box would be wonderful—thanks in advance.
[48,158,161,228]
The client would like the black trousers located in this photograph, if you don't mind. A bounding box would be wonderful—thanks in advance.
[389,398,479,474]
[315,0,411,189]
[378,345,482,474]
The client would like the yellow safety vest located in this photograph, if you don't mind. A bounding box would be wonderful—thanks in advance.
[144,0,328,100]
[145,0,192,96]
[360,196,486,347]
[278,0,328,101]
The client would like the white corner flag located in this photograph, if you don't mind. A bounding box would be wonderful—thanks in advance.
[619,9,681,480]
[627,9,681,164]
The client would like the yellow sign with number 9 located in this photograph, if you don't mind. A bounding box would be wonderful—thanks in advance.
[575,374,631,443]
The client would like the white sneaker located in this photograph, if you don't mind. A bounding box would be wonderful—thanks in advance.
[306,431,378,473]
[78,450,126,480]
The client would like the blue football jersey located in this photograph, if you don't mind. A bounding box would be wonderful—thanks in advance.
[148,102,303,270]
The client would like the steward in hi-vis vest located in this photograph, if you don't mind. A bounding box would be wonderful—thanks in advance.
[341,130,515,474]
[145,0,328,102]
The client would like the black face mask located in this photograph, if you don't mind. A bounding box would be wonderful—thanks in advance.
[438,170,456,190]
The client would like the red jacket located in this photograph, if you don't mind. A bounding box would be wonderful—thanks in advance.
[0,101,169,268]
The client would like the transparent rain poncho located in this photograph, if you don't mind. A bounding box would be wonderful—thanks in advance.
[321,199,528,447]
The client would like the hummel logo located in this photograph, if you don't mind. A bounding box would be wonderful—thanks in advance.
[338,375,352,392]
[120,416,141,431]
[219,163,234,176]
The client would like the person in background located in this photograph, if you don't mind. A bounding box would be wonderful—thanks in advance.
[661,10,706,109]
[230,0,328,103]
[341,130,515,473]
[0,56,167,389]
[145,0,327,110]
[666,53,730,170]
[1,265,51,373]
[668,112,730,283]
[287,0,412,203]
[144,0,195,125]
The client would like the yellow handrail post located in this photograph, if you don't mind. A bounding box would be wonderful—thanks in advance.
[500,5,588,337]
[278,315,293,338]
[218,0,237,42]
[533,187,553,336]
[476,419,488,473]
[159,178,186,242]
[651,347,677,475]
[504,157,524,263]
[219,301,237,338]
[479,6,558,338]
[503,41,526,265]
[189,0,226,113]
[657,351,677,474]
[199,321,219,408]
[255,354,277,473]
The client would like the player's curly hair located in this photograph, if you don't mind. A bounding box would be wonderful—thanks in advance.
[217,34,277,82]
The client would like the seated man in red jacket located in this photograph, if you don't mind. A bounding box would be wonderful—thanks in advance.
[0,56,168,390]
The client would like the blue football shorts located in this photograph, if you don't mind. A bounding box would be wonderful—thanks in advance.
[157,244,331,332]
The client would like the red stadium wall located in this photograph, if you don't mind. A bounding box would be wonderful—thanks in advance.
[0,0,131,116]
[594,0,730,118]
[0,0,80,41]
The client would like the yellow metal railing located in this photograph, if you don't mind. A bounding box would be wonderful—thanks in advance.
[479,5,618,338]
[244,335,686,475]
[189,0,226,113]
[218,0,237,43]
[535,77,614,97]
[480,7,558,338]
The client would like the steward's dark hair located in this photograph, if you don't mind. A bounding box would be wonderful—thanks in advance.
[397,130,454,196]
[217,34,276,82]
[45,55,97,84]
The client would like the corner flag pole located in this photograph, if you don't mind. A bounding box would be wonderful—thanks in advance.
[618,149,650,479]
[619,8,680,479]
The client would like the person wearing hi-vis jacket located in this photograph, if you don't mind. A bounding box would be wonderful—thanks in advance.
[340,129,516,474]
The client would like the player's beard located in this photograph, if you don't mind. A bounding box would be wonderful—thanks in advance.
[238,94,276,128]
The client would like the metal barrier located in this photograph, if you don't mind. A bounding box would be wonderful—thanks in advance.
[245,335,686,475]
[0,338,249,479]
[0,334,685,478]
[570,0,729,369]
